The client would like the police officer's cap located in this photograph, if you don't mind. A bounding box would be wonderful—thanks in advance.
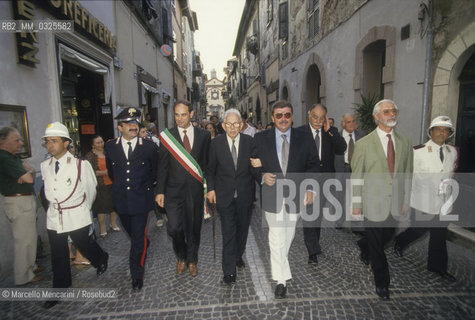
[115,107,141,123]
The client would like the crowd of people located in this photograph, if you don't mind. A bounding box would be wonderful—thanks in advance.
[0,98,460,308]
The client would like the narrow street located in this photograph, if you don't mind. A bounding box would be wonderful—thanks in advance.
[1,205,474,319]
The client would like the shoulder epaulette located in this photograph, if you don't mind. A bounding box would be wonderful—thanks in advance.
[413,144,425,150]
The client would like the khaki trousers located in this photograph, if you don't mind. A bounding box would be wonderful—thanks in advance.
[3,195,37,285]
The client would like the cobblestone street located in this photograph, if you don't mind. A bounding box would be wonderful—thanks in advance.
[1,206,474,319]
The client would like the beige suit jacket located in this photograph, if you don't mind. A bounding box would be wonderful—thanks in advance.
[350,129,413,222]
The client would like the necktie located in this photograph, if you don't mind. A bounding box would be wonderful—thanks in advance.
[183,129,192,153]
[231,139,237,170]
[281,134,289,175]
[127,142,132,159]
[315,130,320,159]
[440,147,444,163]
[55,161,60,174]
[348,133,354,164]
[387,134,395,177]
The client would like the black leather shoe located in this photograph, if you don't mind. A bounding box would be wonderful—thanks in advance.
[274,284,287,299]
[43,300,59,309]
[132,278,143,291]
[428,269,456,282]
[223,274,236,284]
[236,258,245,268]
[375,287,390,300]
[393,243,403,257]
[97,252,109,275]
[308,254,318,264]
[359,251,369,266]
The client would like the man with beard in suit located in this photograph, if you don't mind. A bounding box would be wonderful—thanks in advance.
[105,107,159,291]
[206,108,259,284]
[351,99,413,300]
[156,100,211,277]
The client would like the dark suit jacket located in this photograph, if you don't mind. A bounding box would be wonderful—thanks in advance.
[157,126,210,199]
[206,133,259,208]
[297,124,346,173]
[334,129,365,172]
[254,128,319,213]
[105,137,159,215]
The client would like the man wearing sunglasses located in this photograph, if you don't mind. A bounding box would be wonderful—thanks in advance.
[252,100,319,299]
[297,104,346,264]
[351,99,413,300]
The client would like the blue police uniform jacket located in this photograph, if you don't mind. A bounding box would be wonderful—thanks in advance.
[105,137,159,215]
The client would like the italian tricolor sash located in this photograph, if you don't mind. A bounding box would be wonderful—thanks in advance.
[159,129,210,218]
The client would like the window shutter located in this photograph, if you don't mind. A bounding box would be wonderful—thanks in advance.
[279,2,288,40]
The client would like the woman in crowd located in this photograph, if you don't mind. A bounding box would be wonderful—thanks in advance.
[85,135,119,237]
[205,122,218,140]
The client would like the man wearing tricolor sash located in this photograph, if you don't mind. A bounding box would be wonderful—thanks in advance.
[156,100,211,277]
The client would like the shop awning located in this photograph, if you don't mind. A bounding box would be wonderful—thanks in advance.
[141,81,159,94]
[59,44,108,74]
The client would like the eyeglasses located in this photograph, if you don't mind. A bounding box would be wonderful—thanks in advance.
[381,109,399,116]
[224,122,241,128]
[274,112,292,119]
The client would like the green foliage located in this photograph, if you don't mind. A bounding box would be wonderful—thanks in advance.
[353,93,380,133]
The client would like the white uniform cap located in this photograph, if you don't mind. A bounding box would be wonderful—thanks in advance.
[427,116,454,138]
[42,122,71,141]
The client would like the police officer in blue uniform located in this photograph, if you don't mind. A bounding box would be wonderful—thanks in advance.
[105,107,159,291]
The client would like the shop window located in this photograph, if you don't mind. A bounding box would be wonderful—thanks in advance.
[60,60,113,155]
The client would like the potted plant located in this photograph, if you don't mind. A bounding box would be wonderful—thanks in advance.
[353,93,381,134]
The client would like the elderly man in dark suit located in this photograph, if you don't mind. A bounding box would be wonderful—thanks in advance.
[351,99,413,300]
[252,100,319,299]
[105,107,159,291]
[297,104,346,263]
[334,113,365,228]
[156,100,210,277]
[206,108,259,284]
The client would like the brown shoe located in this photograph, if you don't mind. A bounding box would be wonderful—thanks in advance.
[34,266,45,274]
[188,263,198,277]
[29,274,45,283]
[176,260,186,275]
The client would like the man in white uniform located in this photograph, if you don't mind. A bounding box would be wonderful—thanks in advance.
[41,122,108,309]
[394,116,458,282]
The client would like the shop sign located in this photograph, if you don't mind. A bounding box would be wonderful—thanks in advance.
[80,123,95,135]
[13,0,39,67]
[36,0,117,51]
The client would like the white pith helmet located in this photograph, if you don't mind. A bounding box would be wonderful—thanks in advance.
[427,116,454,139]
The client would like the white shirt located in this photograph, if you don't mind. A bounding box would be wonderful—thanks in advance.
[241,124,257,137]
[226,133,240,159]
[121,136,138,159]
[178,124,194,148]
[310,125,322,160]
[342,129,354,163]
[376,127,396,157]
